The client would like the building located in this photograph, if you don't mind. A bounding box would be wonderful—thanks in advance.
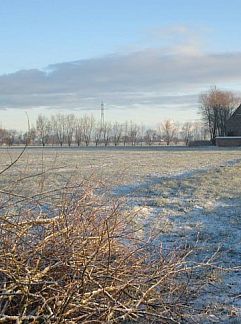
[226,104,241,136]
[216,104,241,146]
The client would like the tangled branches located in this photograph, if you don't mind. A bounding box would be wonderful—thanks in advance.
[0,156,216,323]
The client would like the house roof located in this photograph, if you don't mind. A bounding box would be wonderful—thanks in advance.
[227,104,241,126]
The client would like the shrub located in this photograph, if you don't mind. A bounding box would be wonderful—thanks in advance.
[0,153,215,323]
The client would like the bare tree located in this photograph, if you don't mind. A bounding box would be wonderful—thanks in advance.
[23,127,36,145]
[36,114,51,147]
[122,121,129,146]
[144,129,156,145]
[51,114,66,146]
[111,122,123,146]
[199,87,239,143]
[181,122,194,146]
[102,121,112,146]
[82,115,95,146]
[161,120,177,145]
[192,122,209,141]
[75,118,84,147]
[93,121,103,146]
[128,122,139,146]
[65,114,76,147]
[0,128,9,145]
[3,129,16,146]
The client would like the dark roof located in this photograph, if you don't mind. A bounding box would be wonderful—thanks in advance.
[226,104,241,136]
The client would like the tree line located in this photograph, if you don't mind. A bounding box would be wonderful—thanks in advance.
[0,115,207,147]
[0,87,239,147]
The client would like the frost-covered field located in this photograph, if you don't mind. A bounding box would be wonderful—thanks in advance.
[0,146,241,190]
[1,146,241,322]
[114,159,241,323]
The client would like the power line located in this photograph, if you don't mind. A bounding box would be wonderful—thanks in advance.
[101,101,105,128]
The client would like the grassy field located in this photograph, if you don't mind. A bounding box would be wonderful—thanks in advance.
[0,146,241,191]
[0,146,241,323]
[114,152,241,322]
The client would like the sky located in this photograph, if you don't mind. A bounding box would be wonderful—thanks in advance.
[1,0,241,130]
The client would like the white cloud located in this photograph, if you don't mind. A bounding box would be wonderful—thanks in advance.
[1,50,241,105]
[0,25,241,125]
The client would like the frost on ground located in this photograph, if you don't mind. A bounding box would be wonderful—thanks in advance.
[0,147,241,192]
[1,147,241,322]
[113,157,241,323]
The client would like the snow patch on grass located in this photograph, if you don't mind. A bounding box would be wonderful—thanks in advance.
[113,157,241,322]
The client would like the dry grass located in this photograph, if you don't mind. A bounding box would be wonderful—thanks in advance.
[0,183,217,323]
[0,148,228,323]
[0,147,240,190]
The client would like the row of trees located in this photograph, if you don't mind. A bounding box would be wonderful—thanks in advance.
[36,115,209,147]
[33,88,241,146]
[0,115,208,147]
[0,87,238,147]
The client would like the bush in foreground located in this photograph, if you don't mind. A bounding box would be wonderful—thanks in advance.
[0,174,215,323]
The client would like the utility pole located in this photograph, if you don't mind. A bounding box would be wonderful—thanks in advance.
[100,101,105,128]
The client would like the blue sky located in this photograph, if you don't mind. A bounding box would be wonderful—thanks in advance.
[0,0,241,129]
[1,0,240,73]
